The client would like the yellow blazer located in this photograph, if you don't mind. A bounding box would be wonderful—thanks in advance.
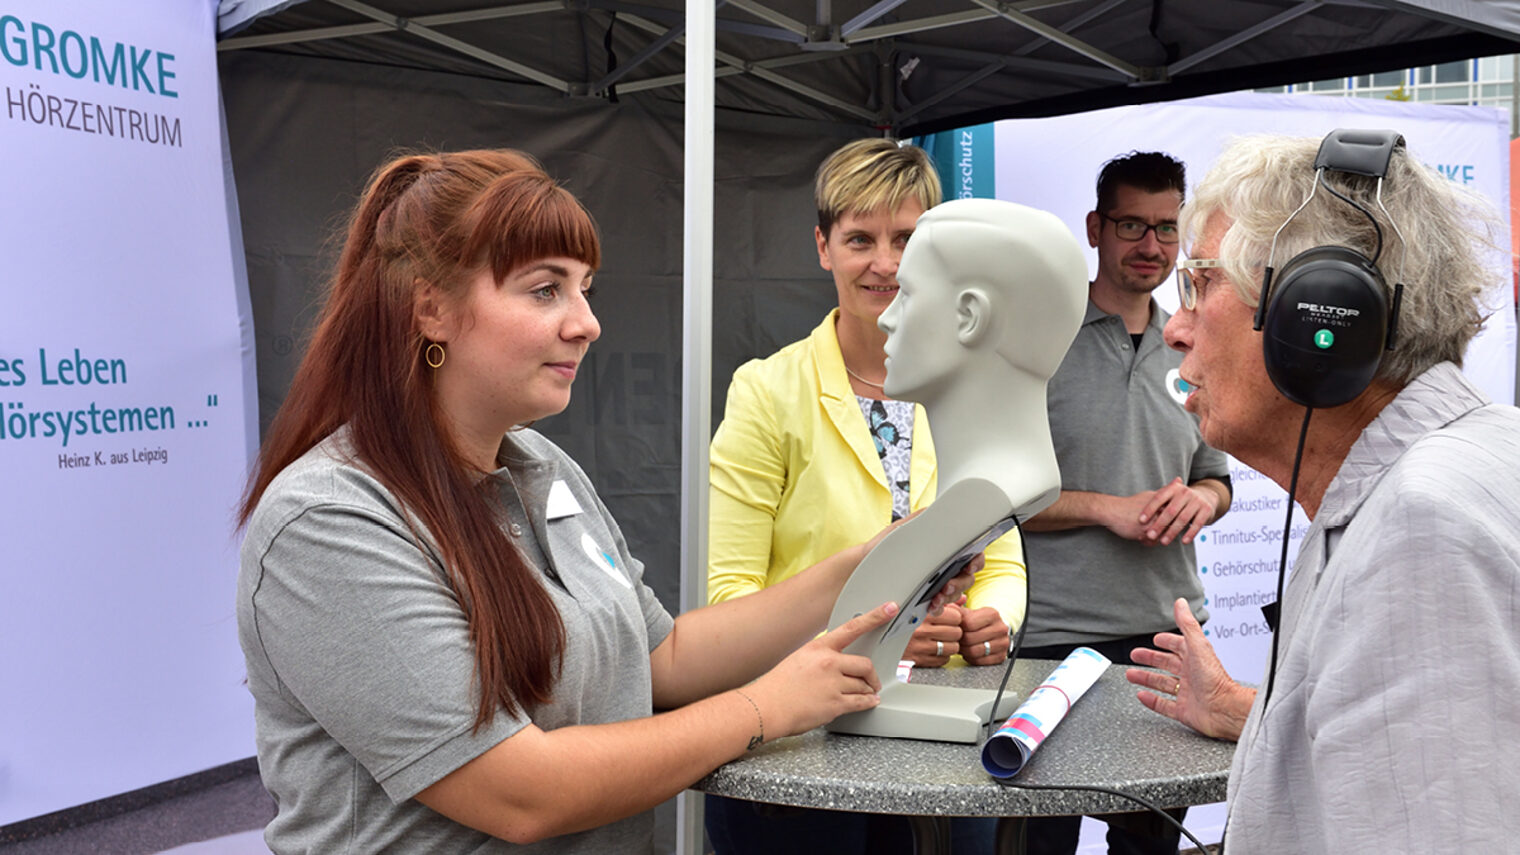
[708,310,1026,628]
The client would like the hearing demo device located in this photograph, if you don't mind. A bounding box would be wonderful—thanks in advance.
[1254,128,1407,409]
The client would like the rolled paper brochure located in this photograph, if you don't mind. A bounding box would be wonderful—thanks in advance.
[981,646,1111,778]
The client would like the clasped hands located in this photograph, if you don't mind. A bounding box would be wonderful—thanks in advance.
[905,596,1010,667]
[1110,477,1218,546]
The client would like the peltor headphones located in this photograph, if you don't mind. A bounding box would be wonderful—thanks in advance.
[1254,128,1407,409]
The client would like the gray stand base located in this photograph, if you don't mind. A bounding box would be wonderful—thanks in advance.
[826,682,1021,743]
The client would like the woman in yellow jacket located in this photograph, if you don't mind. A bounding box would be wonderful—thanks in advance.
[705,139,1025,855]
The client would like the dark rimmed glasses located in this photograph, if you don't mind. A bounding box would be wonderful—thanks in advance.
[1175,258,1223,310]
[1099,213,1179,244]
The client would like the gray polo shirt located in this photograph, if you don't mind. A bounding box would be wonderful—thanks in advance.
[238,427,674,853]
[1024,298,1228,647]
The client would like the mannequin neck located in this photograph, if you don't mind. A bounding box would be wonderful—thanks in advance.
[921,365,1061,518]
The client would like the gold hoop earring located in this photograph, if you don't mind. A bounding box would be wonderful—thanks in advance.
[425,342,446,369]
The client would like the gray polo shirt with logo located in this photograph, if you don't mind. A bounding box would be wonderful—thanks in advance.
[1024,298,1228,647]
[238,427,674,853]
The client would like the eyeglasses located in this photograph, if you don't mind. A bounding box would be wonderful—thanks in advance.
[1175,258,1223,310]
[1100,213,1179,244]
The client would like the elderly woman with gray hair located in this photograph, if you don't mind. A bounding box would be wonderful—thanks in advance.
[1123,131,1520,853]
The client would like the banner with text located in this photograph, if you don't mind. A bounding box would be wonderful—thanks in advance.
[0,0,256,823]
[921,122,995,201]
[991,91,1514,848]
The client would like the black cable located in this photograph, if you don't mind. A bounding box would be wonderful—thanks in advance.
[984,515,1026,741]
[1318,171,1384,264]
[1258,405,1314,713]
[989,417,1313,851]
[996,779,1211,853]
[981,510,1226,850]
[1218,405,1314,854]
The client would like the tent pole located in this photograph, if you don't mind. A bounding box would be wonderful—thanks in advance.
[678,0,715,853]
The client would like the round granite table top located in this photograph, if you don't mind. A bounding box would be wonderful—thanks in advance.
[694,658,1235,817]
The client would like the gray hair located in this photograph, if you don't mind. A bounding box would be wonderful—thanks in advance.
[1181,134,1502,385]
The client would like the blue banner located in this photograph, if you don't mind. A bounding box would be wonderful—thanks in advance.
[917,123,995,200]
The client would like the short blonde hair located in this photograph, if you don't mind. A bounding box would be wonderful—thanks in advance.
[1182,134,1502,385]
[814,138,941,237]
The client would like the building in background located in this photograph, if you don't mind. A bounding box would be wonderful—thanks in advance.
[1263,57,1520,137]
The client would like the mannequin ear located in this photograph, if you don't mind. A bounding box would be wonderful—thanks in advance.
[413,280,456,342]
[955,288,991,346]
[1085,211,1102,248]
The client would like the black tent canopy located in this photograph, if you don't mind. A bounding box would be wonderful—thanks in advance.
[222,0,1520,135]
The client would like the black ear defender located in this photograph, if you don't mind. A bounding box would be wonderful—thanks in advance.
[1254,129,1407,409]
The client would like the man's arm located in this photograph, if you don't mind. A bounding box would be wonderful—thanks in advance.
[1025,476,1229,546]
[1024,487,1175,543]
[1021,489,1144,533]
[1189,476,1231,521]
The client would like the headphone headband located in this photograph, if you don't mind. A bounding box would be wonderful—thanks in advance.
[1313,129,1405,179]
[1255,129,1406,332]
[1255,129,1407,409]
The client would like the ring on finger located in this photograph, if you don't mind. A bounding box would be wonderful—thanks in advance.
[1174,680,1182,695]
[935,640,944,657]
[982,641,991,657]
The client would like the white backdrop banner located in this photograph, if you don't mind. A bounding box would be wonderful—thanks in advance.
[991,91,1515,849]
[0,0,256,824]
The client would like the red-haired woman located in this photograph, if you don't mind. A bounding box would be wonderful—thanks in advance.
[235,149,974,853]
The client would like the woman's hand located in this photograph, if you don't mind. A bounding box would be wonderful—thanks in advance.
[903,603,963,666]
[1125,598,1254,741]
[743,602,898,740]
[956,604,1010,666]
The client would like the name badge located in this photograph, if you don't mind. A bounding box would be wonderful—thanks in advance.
[546,479,583,520]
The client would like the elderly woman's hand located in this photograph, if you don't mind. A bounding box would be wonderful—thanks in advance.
[1125,598,1255,741]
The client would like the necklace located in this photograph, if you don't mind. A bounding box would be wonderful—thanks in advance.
[842,362,886,389]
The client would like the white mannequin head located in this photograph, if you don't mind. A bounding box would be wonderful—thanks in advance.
[832,196,1094,696]
[875,198,1086,511]
[828,199,1090,696]
[879,198,1088,402]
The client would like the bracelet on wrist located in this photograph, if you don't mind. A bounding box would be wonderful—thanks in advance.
[734,689,764,751]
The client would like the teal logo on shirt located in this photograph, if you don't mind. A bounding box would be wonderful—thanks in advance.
[1165,368,1191,406]
[580,532,631,588]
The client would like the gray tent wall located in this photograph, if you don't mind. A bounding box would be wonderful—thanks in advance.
[220,49,863,610]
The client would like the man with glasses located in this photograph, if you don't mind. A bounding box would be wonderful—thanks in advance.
[1019,151,1231,855]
